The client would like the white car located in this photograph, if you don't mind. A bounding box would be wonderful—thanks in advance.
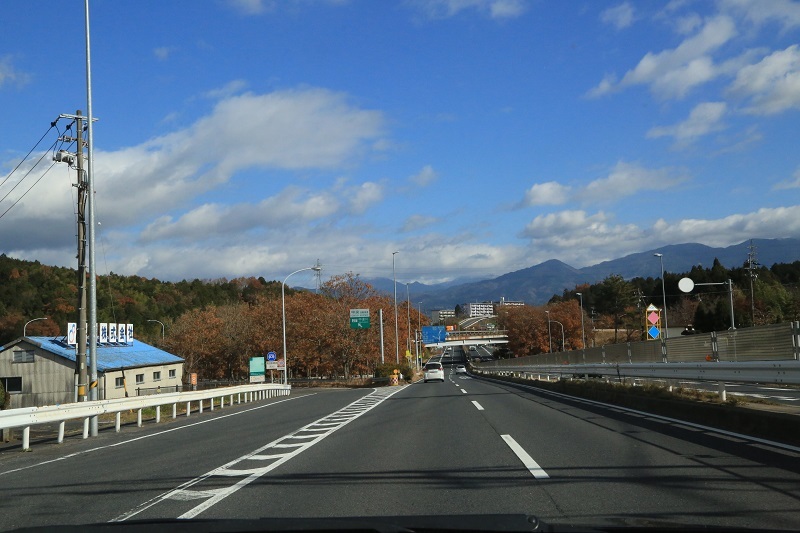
[455,365,467,374]
[423,362,445,382]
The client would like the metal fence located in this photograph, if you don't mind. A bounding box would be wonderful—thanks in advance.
[135,385,183,396]
[479,321,800,369]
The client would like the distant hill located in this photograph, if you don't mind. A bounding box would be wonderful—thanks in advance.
[367,238,800,309]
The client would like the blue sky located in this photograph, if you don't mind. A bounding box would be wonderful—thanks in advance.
[1,0,799,286]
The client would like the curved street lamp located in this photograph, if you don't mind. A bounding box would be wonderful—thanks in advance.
[147,319,165,341]
[551,319,565,352]
[24,317,48,337]
[392,251,400,364]
[654,253,669,338]
[545,310,552,353]
[282,265,322,385]
[576,292,586,351]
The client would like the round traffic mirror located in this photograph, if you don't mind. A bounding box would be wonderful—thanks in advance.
[678,277,695,293]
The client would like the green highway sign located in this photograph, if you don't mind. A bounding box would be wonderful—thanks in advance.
[350,308,370,329]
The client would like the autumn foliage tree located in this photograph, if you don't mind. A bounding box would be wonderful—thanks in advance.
[163,272,427,381]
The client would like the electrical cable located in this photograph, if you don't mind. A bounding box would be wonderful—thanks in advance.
[0,139,60,219]
[0,123,56,189]
[0,158,59,221]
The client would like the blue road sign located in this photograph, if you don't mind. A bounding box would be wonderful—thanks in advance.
[267,351,277,361]
[422,326,447,344]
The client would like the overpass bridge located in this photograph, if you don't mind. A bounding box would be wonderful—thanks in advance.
[425,330,508,349]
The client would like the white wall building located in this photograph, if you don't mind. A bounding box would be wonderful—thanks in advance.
[0,336,184,408]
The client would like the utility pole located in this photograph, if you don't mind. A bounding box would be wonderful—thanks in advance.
[54,111,91,403]
[746,240,758,326]
[75,111,89,402]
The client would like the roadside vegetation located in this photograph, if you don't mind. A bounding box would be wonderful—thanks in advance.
[495,259,800,357]
[0,254,426,382]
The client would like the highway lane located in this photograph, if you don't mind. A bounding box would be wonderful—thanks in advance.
[0,388,370,530]
[192,371,800,530]
[1,373,800,530]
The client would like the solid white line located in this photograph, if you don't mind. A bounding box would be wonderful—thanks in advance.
[471,401,484,411]
[501,434,549,479]
[479,375,800,454]
[0,394,312,478]
[114,386,406,521]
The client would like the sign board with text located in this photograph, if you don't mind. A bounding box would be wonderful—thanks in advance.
[350,308,370,329]
[250,356,266,383]
[422,326,447,344]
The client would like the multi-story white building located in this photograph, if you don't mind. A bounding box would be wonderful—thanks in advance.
[431,309,456,323]
[466,302,495,317]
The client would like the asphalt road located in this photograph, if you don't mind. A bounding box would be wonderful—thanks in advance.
[2,370,800,531]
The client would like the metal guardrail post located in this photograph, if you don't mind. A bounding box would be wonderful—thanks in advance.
[711,331,719,361]
[793,321,800,361]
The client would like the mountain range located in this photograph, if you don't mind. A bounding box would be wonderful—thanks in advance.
[363,238,800,310]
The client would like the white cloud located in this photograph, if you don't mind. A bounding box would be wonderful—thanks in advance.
[647,101,727,145]
[674,13,703,35]
[773,167,800,190]
[488,0,526,19]
[409,0,527,20]
[728,45,800,115]
[579,161,689,203]
[203,79,248,100]
[518,162,688,209]
[522,181,571,206]
[401,214,439,232]
[139,187,341,243]
[1,86,385,250]
[601,3,635,30]
[588,15,737,99]
[227,0,271,15]
[153,47,173,61]
[0,55,30,88]
[409,165,438,187]
[347,181,385,214]
[654,206,800,247]
[719,0,800,31]
[520,210,648,264]
[517,204,800,269]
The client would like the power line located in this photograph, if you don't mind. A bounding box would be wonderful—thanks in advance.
[0,157,59,221]
[0,122,57,189]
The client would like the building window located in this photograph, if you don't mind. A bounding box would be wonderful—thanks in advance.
[1,376,22,393]
[153,371,161,381]
[12,350,34,363]
[135,374,144,385]
[115,377,124,388]
[168,369,176,379]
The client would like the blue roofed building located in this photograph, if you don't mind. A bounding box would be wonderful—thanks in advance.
[0,335,184,408]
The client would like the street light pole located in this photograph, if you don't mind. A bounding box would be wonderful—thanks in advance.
[545,310,552,353]
[654,253,669,338]
[392,251,399,365]
[551,320,565,351]
[417,302,422,370]
[23,317,48,337]
[576,293,586,351]
[406,283,412,355]
[147,319,165,340]
[282,265,322,385]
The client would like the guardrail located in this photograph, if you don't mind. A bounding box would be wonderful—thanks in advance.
[474,321,800,397]
[0,382,290,451]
